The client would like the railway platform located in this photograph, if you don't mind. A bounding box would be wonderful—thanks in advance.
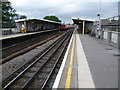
[53,28,118,88]
[0,29,59,40]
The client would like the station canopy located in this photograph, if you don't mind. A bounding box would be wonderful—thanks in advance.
[72,17,95,24]
[15,18,61,24]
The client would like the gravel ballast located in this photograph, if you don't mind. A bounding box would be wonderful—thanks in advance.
[2,33,66,80]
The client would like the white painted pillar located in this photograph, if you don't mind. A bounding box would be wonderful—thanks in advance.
[82,21,85,35]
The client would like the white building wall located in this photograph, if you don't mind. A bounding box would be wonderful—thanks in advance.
[111,32,118,44]
[27,22,34,31]
[16,22,22,32]
[102,30,118,44]
[104,31,108,40]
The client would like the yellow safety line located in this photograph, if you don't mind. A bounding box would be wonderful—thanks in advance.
[65,32,75,89]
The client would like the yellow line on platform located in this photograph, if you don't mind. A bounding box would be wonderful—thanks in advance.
[65,32,75,89]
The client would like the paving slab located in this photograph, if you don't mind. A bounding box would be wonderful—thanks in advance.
[53,29,118,88]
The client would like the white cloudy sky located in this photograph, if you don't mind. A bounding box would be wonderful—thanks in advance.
[9,0,119,23]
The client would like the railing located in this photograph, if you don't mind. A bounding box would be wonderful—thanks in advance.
[94,30,119,45]
[93,15,120,48]
[101,16,119,32]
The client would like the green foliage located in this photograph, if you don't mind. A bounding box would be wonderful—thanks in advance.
[20,15,27,19]
[43,15,61,22]
[2,2,27,28]
[2,2,17,28]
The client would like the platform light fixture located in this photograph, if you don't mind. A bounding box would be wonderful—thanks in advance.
[97,13,101,30]
[97,0,102,30]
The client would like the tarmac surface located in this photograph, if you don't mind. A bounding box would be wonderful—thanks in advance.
[53,28,118,88]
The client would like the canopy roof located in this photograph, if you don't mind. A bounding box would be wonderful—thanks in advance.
[15,18,61,24]
[72,17,95,24]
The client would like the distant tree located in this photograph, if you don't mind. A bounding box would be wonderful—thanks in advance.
[43,15,61,22]
[20,15,27,19]
[2,2,18,28]
[2,1,27,28]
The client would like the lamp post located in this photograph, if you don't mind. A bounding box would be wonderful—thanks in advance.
[97,13,101,30]
[118,1,120,56]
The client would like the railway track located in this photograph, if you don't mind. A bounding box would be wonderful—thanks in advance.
[1,30,65,59]
[1,31,66,64]
[2,30,73,89]
[43,36,69,89]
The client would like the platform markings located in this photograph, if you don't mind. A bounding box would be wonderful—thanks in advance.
[76,34,95,88]
[0,30,54,40]
[65,32,75,88]
[52,32,74,88]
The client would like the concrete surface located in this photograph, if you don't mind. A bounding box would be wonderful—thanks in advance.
[53,28,118,88]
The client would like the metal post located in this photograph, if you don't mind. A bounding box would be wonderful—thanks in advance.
[82,21,85,35]
[107,31,112,45]
[100,30,104,39]
[97,14,101,38]
[118,15,120,56]
[118,2,120,89]
[24,21,27,33]
[118,1,120,51]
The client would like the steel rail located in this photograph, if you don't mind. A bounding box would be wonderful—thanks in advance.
[41,32,72,89]
[1,32,67,87]
[22,31,72,89]
[1,29,60,51]
[2,31,71,90]
[1,31,66,64]
[1,31,69,88]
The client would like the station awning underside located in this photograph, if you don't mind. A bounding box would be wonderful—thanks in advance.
[72,19,94,24]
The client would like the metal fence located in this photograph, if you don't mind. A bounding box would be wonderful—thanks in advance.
[101,16,120,32]
[92,15,120,48]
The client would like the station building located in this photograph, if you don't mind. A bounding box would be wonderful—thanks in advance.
[72,18,94,34]
[15,19,61,33]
